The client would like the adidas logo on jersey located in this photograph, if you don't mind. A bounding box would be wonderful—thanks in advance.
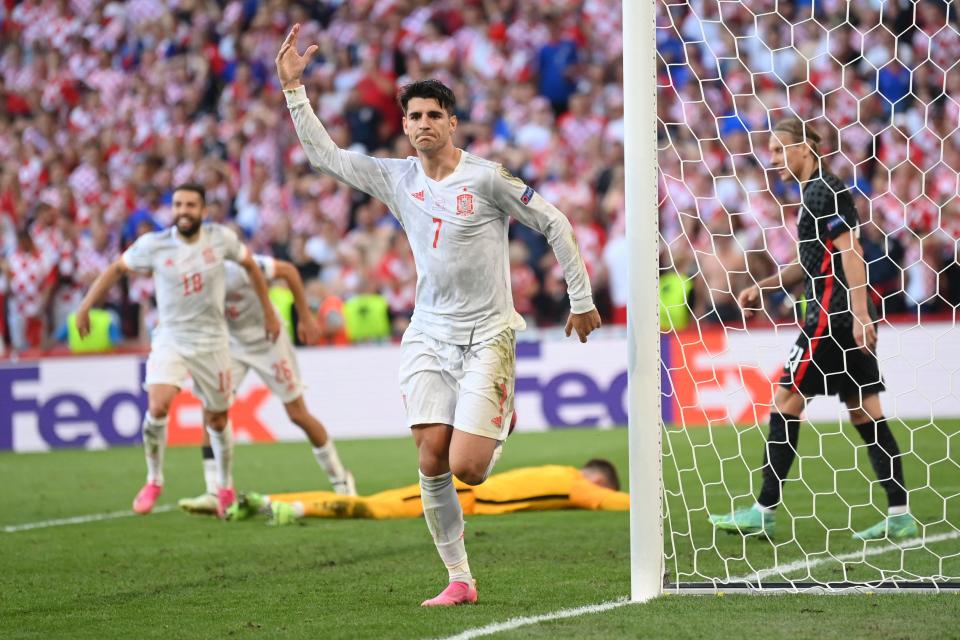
[412,190,425,201]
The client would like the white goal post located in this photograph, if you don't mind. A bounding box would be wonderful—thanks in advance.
[624,0,664,602]
[625,0,960,596]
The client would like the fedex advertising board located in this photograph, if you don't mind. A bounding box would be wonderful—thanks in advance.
[2,323,958,452]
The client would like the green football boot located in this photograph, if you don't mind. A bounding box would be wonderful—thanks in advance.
[852,513,919,541]
[708,506,775,538]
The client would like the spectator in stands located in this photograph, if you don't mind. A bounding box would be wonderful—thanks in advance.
[6,225,54,350]
[537,13,579,115]
[0,1,954,353]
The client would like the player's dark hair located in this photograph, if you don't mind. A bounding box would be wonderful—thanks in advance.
[773,117,821,157]
[583,458,620,491]
[397,79,457,116]
[172,183,206,204]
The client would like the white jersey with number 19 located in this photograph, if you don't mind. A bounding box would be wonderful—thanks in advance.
[284,85,594,345]
[122,223,247,355]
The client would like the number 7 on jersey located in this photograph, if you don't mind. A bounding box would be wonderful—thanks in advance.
[432,217,443,249]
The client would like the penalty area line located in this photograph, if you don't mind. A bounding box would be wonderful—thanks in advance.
[435,598,632,640]
[2,504,177,533]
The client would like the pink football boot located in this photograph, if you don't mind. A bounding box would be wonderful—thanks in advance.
[420,580,478,607]
[132,482,163,514]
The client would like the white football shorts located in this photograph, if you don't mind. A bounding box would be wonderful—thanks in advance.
[399,326,516,441]
[144,345,234,412]
[229,332,304,404]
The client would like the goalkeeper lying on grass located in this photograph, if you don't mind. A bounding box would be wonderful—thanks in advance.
[216,459,628,525]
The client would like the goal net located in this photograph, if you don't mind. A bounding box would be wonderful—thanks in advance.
[654,0,960,592]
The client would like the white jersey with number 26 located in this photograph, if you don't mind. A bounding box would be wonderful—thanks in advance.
[285,85,594,346]
[224,254,278,347]
[122,223,247,355]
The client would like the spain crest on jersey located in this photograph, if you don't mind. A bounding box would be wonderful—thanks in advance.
[203,247,216,264]
[456,192,475,216]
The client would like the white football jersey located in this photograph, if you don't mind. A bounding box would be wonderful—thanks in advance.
[122,224,247,355]
[286,86,594,345]
[224,254,278,347]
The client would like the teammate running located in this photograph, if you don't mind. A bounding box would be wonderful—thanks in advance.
[76,184,280,518]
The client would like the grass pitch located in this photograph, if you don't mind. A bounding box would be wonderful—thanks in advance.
[2,425,958,639]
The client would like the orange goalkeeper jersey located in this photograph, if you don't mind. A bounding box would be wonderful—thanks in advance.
[466,465,629,514]
[270,465,629,520]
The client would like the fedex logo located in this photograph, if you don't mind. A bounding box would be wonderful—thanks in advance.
[514,332,777,430]
[516,342,628,427]
[0,360,279,452]
[664,331,777,426]
[0,364,147,450]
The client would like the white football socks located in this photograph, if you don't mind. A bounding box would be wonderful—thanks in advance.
[142,414,168,485]
[313,440,349,490]
[202,446,218,495]
[206,423,234,490]
[420,470,471,584]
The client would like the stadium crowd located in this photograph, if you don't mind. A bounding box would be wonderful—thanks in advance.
[0,0,957,354]
[658,0,960,326]
[0,0,626,354]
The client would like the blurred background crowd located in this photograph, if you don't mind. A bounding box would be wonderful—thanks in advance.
[658,0,960,327]
[0,0,957,355]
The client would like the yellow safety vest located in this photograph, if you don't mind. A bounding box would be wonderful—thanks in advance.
[659,271,693,332]
[67,310,112,353]
[269,286,296,341]
[343,293,391,342]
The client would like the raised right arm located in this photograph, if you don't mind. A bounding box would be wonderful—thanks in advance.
[277,23,401,207]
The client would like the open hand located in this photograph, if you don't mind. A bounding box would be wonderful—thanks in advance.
[276,23,319,90]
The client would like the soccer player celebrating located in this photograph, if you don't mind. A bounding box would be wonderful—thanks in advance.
[276,24,601,606]
[708,118,917,541]
[178,254,356,515]
[76,184,280,518]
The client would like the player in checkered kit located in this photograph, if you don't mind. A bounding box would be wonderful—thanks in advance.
[709,118,917,542]
[76,184,281,518]
[277,24,602,606]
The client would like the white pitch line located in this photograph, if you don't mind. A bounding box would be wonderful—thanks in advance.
[734,529,960,583]
[435,598,632,640]
[2,504,177,533]
[437,531,960,639]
